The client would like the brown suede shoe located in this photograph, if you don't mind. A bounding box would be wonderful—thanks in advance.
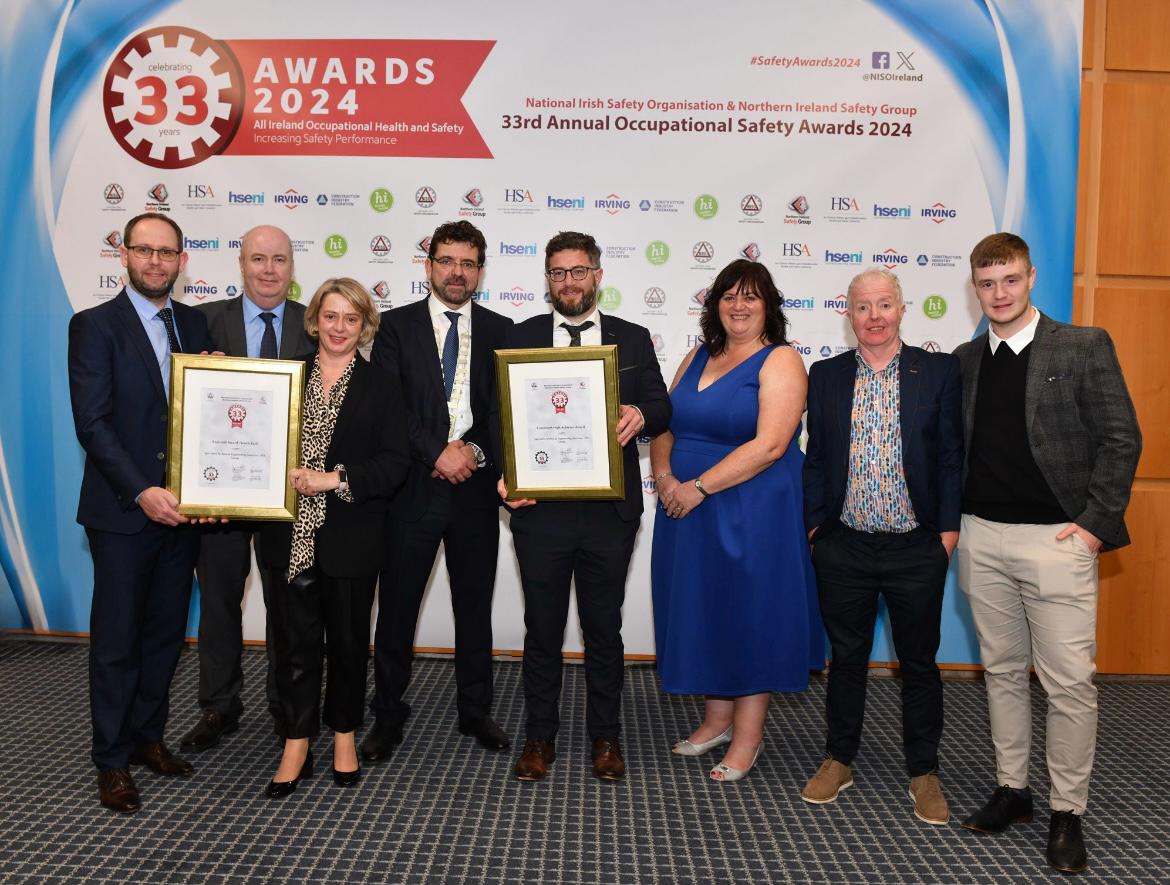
[591,738,626,781]
[909,772,950,825]
[97,767,141,813]
[514,740,556,781]
[130,742,194,777]
[801,757,853,804]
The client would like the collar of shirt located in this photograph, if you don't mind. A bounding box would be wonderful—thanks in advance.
[552,307,602,329]
[552,308,603,347]
[854,341,902,376]
[125,282,175,326]
[988,306,1039,355]
[242,292,286,325]
[428,295,472,324]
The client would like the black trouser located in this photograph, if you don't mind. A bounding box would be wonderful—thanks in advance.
[86,523,198,769]
[265,567,376,738]
[194,527,277,723]
[510,503,638,742]
[370,482,499,730]
[812,524,948,776]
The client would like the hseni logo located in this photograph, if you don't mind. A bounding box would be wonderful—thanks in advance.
[824,294,849,314]
[547,195,585,209]
[692,241,714,262]
[874,248,908,268]
[415,186,436,208]
[184,236,219,250]
[873,203,911,218]
[274,188,308,209]
[370,188,394,212]
[741,243,761,261]
[783,295,815,310]
[740,194,763,216]
[104,183,124,204]
[644,287,666,309]
[824,249,863,264]
[693,194,718,219]
[499,241,538,256]
[597,287,622,311]
[921,202,957,223]
[370,235,391,257]
[324,235,348,258]
[922,295,947,319]
[287,281,302,302]
[645,240,670,265]
[229,191,264,205]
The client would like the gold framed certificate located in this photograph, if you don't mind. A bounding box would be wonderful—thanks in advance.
[167,354,304,520]
[494,344,623,501]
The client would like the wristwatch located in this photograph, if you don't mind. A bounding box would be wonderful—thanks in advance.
[694,477,711,498]
[468,442,487,469]
[336,465,349,495]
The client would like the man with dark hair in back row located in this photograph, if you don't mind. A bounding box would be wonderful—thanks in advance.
[956,232,1141,873]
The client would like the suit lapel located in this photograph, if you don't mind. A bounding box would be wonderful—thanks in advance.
[221,297,247,357]
[1024,312,1055,431]
[962,334,988,448]
[114,291,166,402]
[899,346,922,447]
[277,301,302,358]
[411,299,446,403]
[833,352,857,453]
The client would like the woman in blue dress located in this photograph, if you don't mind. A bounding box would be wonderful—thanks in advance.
[650,259,824,783]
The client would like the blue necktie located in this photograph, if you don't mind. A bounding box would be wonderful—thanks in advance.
[157,307,182,353]
[442,311,460,401]
[259,311,278,359]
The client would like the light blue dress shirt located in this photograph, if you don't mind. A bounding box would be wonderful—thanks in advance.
[242,295,286,359]
[125,283,181,398]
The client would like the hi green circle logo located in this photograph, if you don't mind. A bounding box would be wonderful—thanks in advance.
[287,280,303,302]
[645,241,670,265]
[324,235,348,259]
[693,194,718,220]
[369,188,394,213]
[598,287,622,311]
[922,294,947,319]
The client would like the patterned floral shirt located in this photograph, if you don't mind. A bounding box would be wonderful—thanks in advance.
[841,347,917,533]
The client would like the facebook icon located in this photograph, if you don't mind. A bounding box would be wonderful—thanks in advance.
[872,51,890,69]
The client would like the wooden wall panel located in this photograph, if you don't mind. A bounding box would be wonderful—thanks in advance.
[1104,0,1170,71]
[1093,287,1170,478]
[1096,82,1170,276]
[1083,0,1096,67]
[1074,85,1090,274]
[1098,489,1170,673]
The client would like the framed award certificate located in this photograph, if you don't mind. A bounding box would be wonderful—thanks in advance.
[167,354,304,520]
[494,345,623,501]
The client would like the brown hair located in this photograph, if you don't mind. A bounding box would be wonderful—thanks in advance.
[544,231,601,268]
[970,232,1032,276]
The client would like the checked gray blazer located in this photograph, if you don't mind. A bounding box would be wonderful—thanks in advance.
[954,311,1142,550]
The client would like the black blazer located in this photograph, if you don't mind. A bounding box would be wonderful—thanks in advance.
[803,344,963,537]
[69,290,211,534]
[370,298,513,520]
[198,294,313,359]
[506,312,671,522]
[259,353,410,577]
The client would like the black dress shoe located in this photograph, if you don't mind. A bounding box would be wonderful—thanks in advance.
[179,708,238,753]
[1047,811,1088,873]
[961,785,1033,833]
[360,724,404,764]
[130,742,194,777]
[265,750,314,798]
[459,716,511,751]
[332,766,362,787]
[97,767,141,813]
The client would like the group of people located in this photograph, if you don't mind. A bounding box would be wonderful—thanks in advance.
[68,212,1140,874]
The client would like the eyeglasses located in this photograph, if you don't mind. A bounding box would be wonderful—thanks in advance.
[545,266,597,282]
[432,257,482,272]
[126,244,181,262]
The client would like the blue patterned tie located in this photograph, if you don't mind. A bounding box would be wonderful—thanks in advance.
[157,307,182,353]
[259,311,278,359]
[442,311,460,401]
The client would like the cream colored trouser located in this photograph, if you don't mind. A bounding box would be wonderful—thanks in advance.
[957,514,1099,814]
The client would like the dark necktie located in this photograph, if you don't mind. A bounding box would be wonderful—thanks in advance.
[259,311,278,359]
[442,311,460,401]
[157,307,182,354]
[561,319,594,347]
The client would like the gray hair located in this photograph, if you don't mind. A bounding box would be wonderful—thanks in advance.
[846,267,903,305]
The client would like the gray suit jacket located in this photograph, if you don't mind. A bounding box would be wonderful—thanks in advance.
[954,311,1141,549]
[197,294,313,359]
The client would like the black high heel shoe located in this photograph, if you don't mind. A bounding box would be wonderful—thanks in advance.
[265,749,314,798]
[332,765,362,787]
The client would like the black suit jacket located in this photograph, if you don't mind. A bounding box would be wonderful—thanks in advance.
[803,344,963,537]
[259,354,410,576]
[370,298,514,520]
[69,290,211,534]
[506,313,671,522]
[197,294,313,360]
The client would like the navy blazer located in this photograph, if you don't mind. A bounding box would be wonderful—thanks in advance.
[506,312,671,522]
[370,298,513,521]
[69,290,212,534]
[803,344,962,536]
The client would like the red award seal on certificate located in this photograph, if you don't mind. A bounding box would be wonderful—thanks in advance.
[227,403,247,428]
[550,390,569,414]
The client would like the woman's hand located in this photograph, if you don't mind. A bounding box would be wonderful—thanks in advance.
[289,467,338,496]
[661,478,705,519]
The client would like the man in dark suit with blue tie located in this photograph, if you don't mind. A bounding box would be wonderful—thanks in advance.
[361,221,515,762]
[68,212,212,812]
[504,231,671,782]
[800,268,962,825]
[178,225,314,753]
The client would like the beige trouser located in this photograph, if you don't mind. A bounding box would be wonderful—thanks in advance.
[957,514,1099,814]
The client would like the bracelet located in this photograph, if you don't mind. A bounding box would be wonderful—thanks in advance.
[654,471,675,483]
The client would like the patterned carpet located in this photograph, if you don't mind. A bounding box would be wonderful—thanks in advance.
[1,637,1167,883]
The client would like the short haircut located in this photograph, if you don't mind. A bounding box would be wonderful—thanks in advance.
[970,232,1032,275]
[428,220,486,265]
[699,259,789,356]
[124,212,183,249]
[846,267,903,305]
[545,231,601,269]
[304,277,380,347]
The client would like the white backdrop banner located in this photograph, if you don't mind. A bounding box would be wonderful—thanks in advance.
[1,0,1081,663]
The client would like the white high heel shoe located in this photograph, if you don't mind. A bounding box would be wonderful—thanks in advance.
[710,742,762,783]
[672,725,733,757]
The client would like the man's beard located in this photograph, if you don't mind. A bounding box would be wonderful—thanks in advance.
[128,266,179,301]
[551,284,597,318]
[431,274,473,307]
